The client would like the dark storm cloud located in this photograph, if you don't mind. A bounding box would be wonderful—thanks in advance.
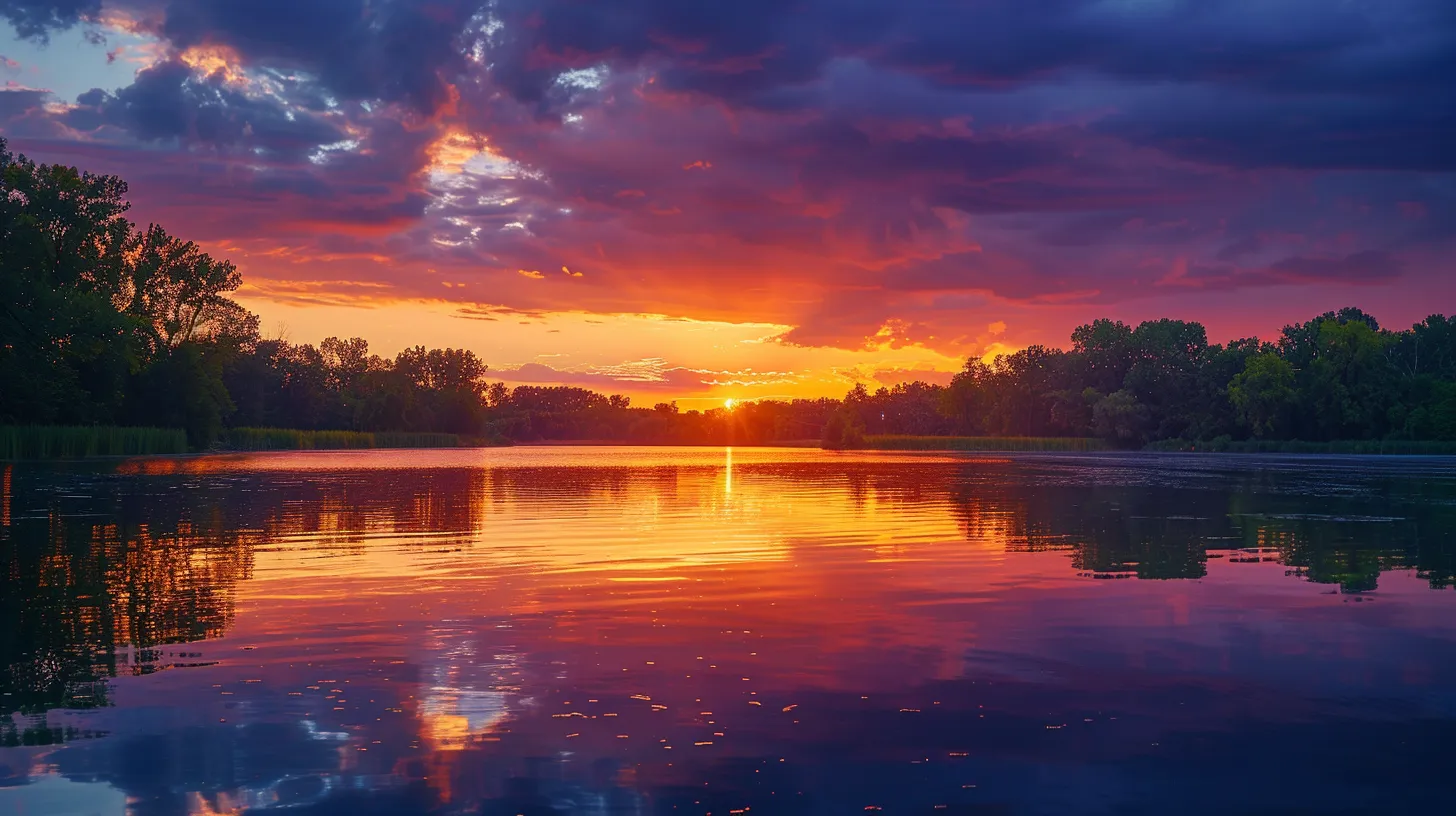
[2,0,484,112]
[482,2,1449,97]
[1271,250,1404,284]
[0,86,46,118]
[0,0,97,39]
[476,0,1455,171]
[60,59,347,158]
[489,0,1368,101]
[483,0,825,105]
[1099,84,1456,172]
[10,0,1453,163]
[865,0,1451,95]
[156,0,482,114]
[1144,249,1405,293]
[3,0,1452,351]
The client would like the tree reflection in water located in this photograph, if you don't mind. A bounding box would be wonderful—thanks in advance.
[2,450,1455,814]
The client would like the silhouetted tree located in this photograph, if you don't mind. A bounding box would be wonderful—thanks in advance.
[5,140,1456,451]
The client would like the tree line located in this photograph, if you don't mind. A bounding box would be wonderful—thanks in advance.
[923,310,1456,448]
[5,138,1455,450]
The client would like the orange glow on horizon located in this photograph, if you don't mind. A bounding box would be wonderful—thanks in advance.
[231,296,975,405]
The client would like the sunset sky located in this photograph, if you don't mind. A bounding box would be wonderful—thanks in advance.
[3,1,1452,407]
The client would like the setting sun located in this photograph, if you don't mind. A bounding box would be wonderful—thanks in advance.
[724,398,738,410]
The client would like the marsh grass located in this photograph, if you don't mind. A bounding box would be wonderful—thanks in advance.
[861,435,1109,452]
[1146,438,1456,455]
[221,428,462,451]
[0,425,189,459]
[375,432,470,449]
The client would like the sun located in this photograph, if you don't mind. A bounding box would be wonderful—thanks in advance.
[724,398,738,410]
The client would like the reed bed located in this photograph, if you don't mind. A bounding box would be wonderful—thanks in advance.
[1146,438,1456,455]
[861,435,1109,452]
[221,428,461,451]
[0,425,189,459]
[375,432,465,449]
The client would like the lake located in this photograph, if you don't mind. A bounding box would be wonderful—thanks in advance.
[3,448,1456,815]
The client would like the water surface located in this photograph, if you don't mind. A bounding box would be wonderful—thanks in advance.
[3,448,1456,814]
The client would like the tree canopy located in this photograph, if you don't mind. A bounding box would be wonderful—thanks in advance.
[5,138,1455,450]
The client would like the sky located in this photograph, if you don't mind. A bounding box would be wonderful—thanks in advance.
[2,1,1453,408]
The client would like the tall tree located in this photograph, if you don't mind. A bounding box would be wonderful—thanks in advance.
[1228,352,1297,438]
[123,224,258,354]
[0,138,138,423]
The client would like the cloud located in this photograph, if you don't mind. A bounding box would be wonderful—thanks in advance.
[60,59,348,156]
[1270,250,1403,283]
[1,0,1451,355]
[0,87,47,118]
[1156,250,1404,291]
[0,0,99,40]
[1099,83,1456,172]
[837,364,956,388]
[491,358,806,394]
[493,361,704,393]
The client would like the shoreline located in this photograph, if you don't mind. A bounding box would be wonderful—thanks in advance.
[9,443,1456,463]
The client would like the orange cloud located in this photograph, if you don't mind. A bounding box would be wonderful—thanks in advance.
[177,44,249,86]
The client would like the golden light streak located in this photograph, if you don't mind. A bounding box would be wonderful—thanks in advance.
[178,45,250,86]
[425,131,502,175]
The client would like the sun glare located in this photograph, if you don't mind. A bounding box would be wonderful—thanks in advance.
[724,398,737,410]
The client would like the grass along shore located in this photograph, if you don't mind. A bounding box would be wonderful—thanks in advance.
[858,435,1110,452]
[1,425,189,459]
[1,426,478,459]
[857,435,1456,454]
[7,426,1452,459]
[1146,438,1456,455]
[220,428,468,451]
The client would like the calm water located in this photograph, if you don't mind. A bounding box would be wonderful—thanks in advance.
[3,448,1456,815]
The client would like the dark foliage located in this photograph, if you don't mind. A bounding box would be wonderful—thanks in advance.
[4,139,1454,450]
[939,310,1456,447]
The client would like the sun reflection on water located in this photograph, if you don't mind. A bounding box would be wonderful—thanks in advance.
[5,449,1456,814]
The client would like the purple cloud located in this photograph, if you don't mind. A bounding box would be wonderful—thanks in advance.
[1,0,1451,353]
